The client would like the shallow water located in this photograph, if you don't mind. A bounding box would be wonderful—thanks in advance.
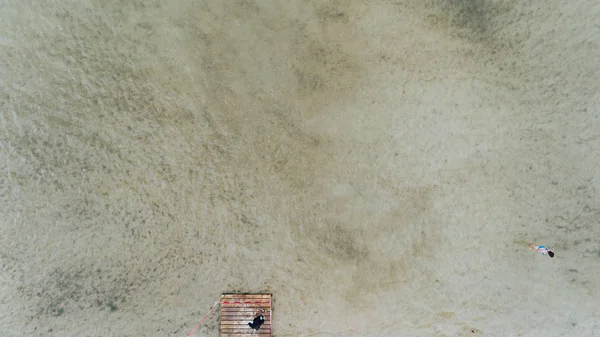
[1,1,599,336]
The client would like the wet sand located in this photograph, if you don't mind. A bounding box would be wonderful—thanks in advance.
[1,1,599,336]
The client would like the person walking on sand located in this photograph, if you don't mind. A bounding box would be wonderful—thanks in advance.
[530,243,554,257]
[248,309,265,330]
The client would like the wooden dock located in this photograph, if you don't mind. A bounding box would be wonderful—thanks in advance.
[220,294,272,337]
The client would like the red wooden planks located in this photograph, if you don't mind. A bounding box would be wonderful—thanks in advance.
[220,294,272,337]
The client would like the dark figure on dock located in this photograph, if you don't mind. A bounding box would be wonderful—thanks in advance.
[248,309,265,330]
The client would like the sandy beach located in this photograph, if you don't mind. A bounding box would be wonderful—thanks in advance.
[1,1,599,336]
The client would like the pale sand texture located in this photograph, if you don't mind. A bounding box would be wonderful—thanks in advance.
[1,1,599,336]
